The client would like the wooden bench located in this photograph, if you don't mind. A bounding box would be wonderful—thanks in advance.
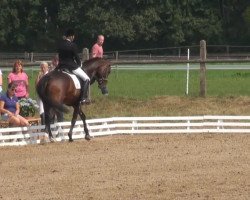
[25,117,41,126]
[0,117,41,128]
[0,121,9,128]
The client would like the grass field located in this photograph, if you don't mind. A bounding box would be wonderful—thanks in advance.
[95,69,250,98]
[2,67,250,99]
[2,68,250,118]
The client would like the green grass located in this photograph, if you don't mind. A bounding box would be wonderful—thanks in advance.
[105,70,192,98]
[2,68,250,119]
[91,69,250,99]
[206,70,250,96]
[2,69,250,100]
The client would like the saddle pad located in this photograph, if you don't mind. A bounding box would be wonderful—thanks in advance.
[62,71,81,89]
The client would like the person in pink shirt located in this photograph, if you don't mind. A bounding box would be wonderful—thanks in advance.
[7,60,29,99]
[91,35,104,58]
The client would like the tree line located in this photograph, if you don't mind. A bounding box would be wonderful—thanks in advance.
[0,0,249,52]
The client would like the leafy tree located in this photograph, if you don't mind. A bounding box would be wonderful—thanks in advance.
[0,0,42,51]
[0,0,249,52]
[219,0,250,44]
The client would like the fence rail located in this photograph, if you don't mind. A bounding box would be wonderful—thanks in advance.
[1,116,250,147]
[1,44,250,65]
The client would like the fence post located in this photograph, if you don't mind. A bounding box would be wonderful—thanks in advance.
[199,40,206,97]
[24,51,29,60]
[82,48,89,61]
[226,45,229,57]
[186,48,190,95]
[115,51,119,60]
[30,52,34,62]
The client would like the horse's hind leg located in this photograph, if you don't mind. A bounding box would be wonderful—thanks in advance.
[44,107,55,142]
[68,106,79,142]
[79,106,90,140]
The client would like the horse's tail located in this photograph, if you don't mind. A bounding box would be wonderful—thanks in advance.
[36,75,69,113]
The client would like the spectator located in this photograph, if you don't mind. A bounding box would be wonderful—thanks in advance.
[0,82,30,126]
[36,62,49,124]
[49,54,59,71]
[36,62,49,86]
[8,60,29,99]
[91,35,104,58]
[0,69,2,93]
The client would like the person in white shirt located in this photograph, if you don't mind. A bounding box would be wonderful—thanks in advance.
[0,69,2,93]
[36,62,49,124]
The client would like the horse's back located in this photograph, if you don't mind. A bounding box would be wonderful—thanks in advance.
[37,71,69,92]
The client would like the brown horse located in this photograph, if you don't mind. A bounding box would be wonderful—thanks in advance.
[36,58,111,142]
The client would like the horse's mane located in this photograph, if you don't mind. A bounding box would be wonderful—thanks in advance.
[82,58,98,69]
[82,57,111,71]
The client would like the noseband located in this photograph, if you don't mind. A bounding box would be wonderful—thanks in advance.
[95,65,111,87]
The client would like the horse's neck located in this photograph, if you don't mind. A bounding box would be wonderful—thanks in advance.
[84,67,96,78]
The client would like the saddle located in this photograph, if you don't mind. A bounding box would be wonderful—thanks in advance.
[60,70,82,89]
[58,69,90,104]
[55,65,91,103]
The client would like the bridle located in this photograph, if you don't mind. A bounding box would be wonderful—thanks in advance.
[96,64,111,87]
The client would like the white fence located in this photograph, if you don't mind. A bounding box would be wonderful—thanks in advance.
[1,116,250,147]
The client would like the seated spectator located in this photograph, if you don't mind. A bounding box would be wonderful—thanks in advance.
[0,69,2,93]
[8,60,29,99]
[0,82,30,126]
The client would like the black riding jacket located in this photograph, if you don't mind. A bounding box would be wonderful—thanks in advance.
[57,39,81,70]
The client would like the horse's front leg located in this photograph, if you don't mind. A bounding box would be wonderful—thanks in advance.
[79,106,90,140]
[68,106,79,142]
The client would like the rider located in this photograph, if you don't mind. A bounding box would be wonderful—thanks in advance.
[57,29,90,104]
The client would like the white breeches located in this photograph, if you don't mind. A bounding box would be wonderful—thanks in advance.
[72,67,90,81]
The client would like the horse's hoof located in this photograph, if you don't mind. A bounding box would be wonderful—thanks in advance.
[69,139,74,142]
[85,134,91,141]
[49,138,56,143]
[39,136,47,145]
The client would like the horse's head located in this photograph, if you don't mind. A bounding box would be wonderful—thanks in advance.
[82,58,112,95]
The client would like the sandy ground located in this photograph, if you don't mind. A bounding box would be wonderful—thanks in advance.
[0,134,249,200]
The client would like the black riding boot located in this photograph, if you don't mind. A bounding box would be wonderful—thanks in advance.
[81,80,91,104]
